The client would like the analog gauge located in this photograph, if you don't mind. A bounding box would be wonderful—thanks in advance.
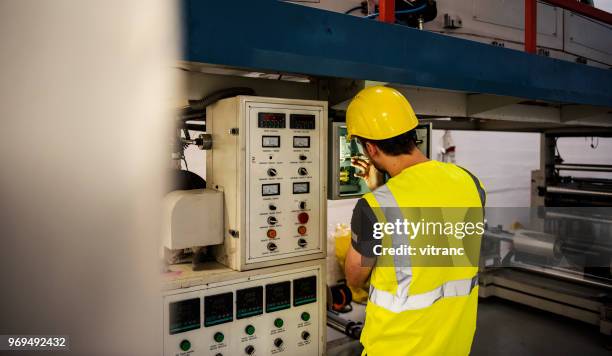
[262,136,280,148]
[262,183,280,196]
[293,182,310,194]
[293,136,310,148]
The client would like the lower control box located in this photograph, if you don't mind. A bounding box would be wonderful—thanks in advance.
[163,259,326,356]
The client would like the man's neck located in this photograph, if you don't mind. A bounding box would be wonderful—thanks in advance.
[385,151,430,177]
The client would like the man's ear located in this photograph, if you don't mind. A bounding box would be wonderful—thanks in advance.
[365,141,378,158]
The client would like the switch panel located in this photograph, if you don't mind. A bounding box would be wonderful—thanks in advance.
[207,97,327,271]
[163,260,326,356]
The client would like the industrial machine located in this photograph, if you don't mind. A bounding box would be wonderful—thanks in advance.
[328,122,432,199]
[206,96,328,271]
[163,259,326,356]
[480,130,612,335]
[288,0,612,69]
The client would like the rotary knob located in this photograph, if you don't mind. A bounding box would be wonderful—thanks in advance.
[267,168,278,177]
[245,345,255,355]
[298,167,308,176]
[274,338,284,348]
[267,242,278,251]
[267,216,278,225]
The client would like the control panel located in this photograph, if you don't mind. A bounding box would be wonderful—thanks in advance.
[207,97,327,271]
[163,260,325,356]
[328,122,432,200]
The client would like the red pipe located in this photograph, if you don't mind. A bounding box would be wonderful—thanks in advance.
[525,0,537,53]
[379,0,395,23]
[543,0,612,26]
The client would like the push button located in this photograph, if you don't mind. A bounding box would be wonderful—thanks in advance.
[274,318,284,328]
[298,212,309,224]
[301,312,310,322]
[214,332,224,343]
[245,325,255,335]
[179,339,191,351]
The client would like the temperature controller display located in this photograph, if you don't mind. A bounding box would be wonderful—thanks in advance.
[266,281,291,313]
[293,276,317,306]
[290,114,316,130]
[236,286,263,319]
[169,298,200,335]
[258,113,286,129]
[204,292,233,327]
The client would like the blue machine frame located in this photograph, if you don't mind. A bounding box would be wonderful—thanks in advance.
[182,0,612,108]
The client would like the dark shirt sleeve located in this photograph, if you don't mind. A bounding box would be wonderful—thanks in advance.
[350,198,380,258]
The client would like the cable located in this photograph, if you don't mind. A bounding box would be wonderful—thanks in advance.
[364,4,427,19]
[344,6,363,14]
[182,157,189,171]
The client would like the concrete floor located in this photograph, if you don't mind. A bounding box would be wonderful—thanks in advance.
[473,297,611,356]
[327,297,612,355]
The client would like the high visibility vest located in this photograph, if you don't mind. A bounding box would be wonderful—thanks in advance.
[359,160,485,356]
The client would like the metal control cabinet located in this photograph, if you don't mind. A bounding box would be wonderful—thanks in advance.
[207,96,327,271]
[163,259,326,356]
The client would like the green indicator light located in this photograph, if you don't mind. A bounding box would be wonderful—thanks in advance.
[301,312,310,322]
[179,339,191,352]
[214,332,224,343]
[245,325,256,335]
[274,318,284,328]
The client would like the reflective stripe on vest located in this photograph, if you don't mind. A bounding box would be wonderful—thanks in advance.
[369,275,478,313]
[371,186,413,289]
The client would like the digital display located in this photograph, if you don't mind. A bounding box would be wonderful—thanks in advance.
[290,114,316,130]
[266,281,291,313]
[169,298,200,335]
[258,113,286,129]
[262,183,280,196]
[236,286,263,319]
[293,276,317,306]
[293,182,310,194]
[204,292,233,327]
[262,136,280,148]
[293,136,310,148]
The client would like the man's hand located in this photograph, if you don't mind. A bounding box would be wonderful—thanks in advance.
[351,157,384,191]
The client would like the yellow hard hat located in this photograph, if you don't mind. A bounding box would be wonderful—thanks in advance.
[346,86,418,141]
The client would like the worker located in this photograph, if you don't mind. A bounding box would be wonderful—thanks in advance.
[344,86,485,356]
